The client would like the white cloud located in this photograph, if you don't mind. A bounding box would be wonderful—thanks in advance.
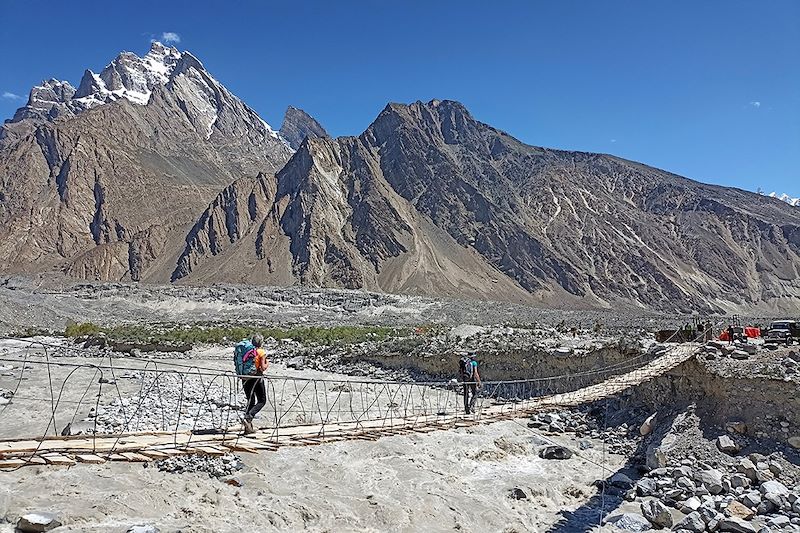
[2,92,23,101]
[161,32,181,44]
[749,101,761,108]
[610,139,617,143]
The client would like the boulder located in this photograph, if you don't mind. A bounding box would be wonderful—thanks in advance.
[509,487,530,500]
[788,436,800,449]
[636,478,659,497]
[539,446,572,460]
[759,480,789,497]
[640,413,657,436]
[606,512,653,532]
[725,421,748,434]
[726,500,755,520]
[717,435,741,454]
[737,343,757,355]
[730,474,750,489]
[731,350,750,359]
[762,492,786,510]
[737,459,758,482]
[766,515,790,528]
[610,472,635,489]
[675,511,706,532]
[640,499,673,528]
[16,513,62,532]
[677,477,698,492]
[756,500,775,515]
[717,517,757,533]
[696,469,724,495]
[680,496,702,513]
[540,413,561,424]
[698,506,719,524]
[740,491,761,508]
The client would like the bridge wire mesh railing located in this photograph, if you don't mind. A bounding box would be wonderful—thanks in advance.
[0,329,709,470]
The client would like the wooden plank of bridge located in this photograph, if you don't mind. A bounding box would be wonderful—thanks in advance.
[76,454,106,464]
[42,453,76,466]
[138,449,170,459]
[145,447,185,457]
[222,443,260,454]
[290,438,324,445]
[0,458,27,469]
[190,445,227,456]
[0,440,40,454]
[107,453,128,461]
[120,452,152,462]
[14,455,48,466]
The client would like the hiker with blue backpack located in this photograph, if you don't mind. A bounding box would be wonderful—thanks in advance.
[234,334,270,434]
[458,353,481,414]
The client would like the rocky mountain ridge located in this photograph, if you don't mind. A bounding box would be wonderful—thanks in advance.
[1,46,799,313]
[171,100,800,312]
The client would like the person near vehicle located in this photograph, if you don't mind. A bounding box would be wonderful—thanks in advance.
[726,325,734,345]
[458,353,481,414]
[234,333,269,434]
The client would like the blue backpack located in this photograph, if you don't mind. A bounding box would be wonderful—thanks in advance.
[234,339,257,376]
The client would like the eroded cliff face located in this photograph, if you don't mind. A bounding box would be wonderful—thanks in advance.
[172,173,276,281]
[628,355,799,442]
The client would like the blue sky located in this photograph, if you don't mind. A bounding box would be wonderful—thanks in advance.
[1,1,797,196]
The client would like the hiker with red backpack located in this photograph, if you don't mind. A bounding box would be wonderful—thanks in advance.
[458,353,481,414]
[233,333,270,434]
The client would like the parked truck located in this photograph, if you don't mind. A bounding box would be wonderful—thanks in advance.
[763,320,800,345]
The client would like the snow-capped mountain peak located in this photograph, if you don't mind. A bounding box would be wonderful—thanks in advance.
[2,42,291,152]
[73,41,183,107]
[768,192,800,207]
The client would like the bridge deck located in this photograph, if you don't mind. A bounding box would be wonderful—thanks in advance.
[0,344,699,469]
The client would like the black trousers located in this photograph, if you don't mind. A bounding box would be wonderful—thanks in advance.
[242,377,266,421]
[463,383,478,414]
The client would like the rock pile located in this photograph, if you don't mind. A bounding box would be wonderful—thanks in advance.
[528,408,642,456]
[701,340,758,361]
[85,372,240,433]
[609,449,800,532]
[155,453,242,478]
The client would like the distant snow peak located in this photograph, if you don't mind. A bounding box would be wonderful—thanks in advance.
[768,191,800,207]
[73,41,183,109]
[6,42,282,146]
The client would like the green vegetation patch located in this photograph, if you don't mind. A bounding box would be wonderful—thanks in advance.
[64,322,406,347]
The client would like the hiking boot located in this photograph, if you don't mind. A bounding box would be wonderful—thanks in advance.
[243,419,254,434]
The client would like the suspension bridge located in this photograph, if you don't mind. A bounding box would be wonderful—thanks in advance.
[0,338,702,469]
